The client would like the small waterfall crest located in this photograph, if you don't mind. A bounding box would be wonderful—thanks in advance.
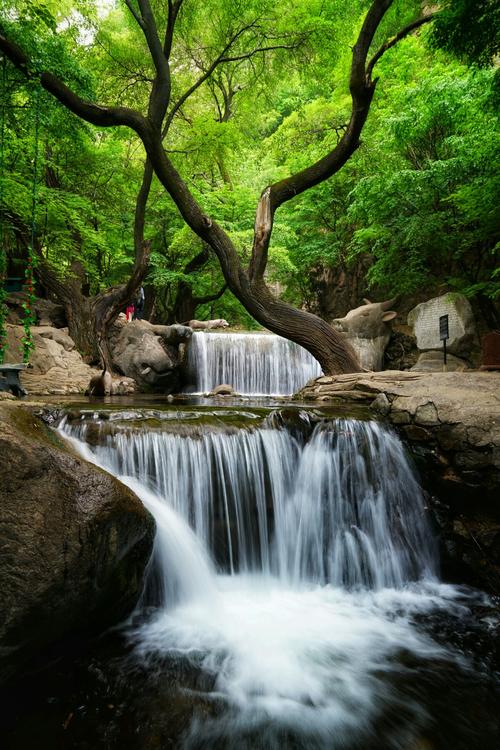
[185,332,322,395]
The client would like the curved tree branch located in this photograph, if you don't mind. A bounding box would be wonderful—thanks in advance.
[193,283,228,306]
[366,13,436,79]
[0,33,149,135]
[248,1,437,283]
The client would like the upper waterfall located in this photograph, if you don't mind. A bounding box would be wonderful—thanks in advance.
[185,332,322,395]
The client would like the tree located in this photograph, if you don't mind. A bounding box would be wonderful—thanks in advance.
[0,0,436,374]
[271,37,499,325]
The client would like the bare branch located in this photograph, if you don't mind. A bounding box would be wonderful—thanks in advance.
[165,0,184,57]
[218,41,303,64]
[367,13,436,80]
[136,0,168,76]
[123,0,145,30]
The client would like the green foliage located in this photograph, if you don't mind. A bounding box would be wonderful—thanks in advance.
[1,0,498,334]
[430,0,500,67]
[347,66,499,301]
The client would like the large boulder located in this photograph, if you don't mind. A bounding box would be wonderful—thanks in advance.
[407,293,477,358]
[0,403,155,683]
[108,318,192,392]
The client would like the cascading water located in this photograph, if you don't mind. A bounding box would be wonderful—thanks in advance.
[185,331,322,395]
[59,411,492,749]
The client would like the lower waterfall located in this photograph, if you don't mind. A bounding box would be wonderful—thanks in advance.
[59,412,489,749]
[185,332,322,395]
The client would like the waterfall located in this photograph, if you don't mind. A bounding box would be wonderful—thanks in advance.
[60,412,486,748]
[185,332,322,395]
[61,415,436,594]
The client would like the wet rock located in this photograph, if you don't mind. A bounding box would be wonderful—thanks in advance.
[265,408,314,440]
[0,402,155,683]
[403,424,433,442]
[209,384,237,396]
[371,392,390,415]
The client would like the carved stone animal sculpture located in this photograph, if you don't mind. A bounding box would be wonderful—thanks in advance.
[331,298,398,371]
[107,319,192,392]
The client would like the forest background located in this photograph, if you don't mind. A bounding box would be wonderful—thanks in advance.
[0,0,498,362]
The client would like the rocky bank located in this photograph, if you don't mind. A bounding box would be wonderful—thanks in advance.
[0,402,155,683]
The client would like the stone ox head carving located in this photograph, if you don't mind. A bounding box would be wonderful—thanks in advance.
[109,319,192,393]
[331,298,398,371]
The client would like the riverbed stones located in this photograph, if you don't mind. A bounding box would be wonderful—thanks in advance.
[407,293,477,357]
[0,402,155,683]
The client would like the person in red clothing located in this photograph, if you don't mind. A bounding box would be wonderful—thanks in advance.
[125,302,135,322]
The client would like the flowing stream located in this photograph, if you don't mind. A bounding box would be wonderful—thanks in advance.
[59,410,496,749]
[185,332,322,395]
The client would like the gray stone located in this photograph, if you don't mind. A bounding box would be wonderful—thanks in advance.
[371,392,390,415]
[390,410,411,425]
[407,294,477,357]
[414,401,439,426]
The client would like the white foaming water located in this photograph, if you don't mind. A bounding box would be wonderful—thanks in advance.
[185,331,322,395]
[59,415,476,748]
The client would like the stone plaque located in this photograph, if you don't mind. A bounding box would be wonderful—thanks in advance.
[480,331,500,370]
[407,294,476,356]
